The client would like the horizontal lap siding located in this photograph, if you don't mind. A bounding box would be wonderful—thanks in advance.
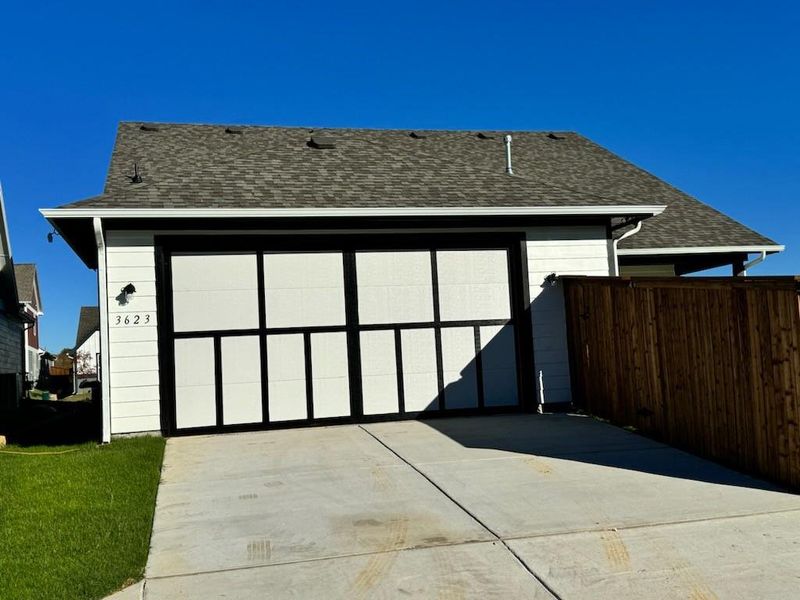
[0,313,23,406]
[526,226,611,404]
[106,231,161,434]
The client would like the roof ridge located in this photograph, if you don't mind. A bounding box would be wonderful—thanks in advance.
[119,121,579,135]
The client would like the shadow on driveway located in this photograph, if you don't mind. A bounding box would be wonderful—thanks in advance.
[408,412,786,493]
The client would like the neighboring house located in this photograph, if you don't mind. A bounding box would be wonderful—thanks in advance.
[52,348,74,374]
[41,123,782,442]
[14,263,44,384]
[74,306,100,389]
[0,183,29,406]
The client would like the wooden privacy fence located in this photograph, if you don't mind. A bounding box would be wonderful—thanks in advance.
[562,276,800,490]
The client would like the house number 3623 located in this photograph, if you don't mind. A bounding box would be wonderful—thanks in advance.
[114,314,151,326]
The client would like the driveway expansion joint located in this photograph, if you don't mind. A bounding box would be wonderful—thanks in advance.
[357,425,564,600]
[145,538,494,582]
[500,505,800,542]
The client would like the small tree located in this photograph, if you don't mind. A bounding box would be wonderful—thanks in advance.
[75,350,96,378]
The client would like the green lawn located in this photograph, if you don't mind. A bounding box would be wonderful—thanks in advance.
[0,437,166,600]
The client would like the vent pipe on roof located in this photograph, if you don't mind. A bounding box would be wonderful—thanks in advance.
[129,163,142,184]
[504,135,513,175]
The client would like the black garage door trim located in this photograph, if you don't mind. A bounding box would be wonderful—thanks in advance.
[154,233,535,436]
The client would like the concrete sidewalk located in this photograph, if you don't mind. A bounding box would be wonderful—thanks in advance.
[137,415,800,599]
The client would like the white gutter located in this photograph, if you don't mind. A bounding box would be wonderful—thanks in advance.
[611,220,643,276]
[40,205,667,219]
[618,244,784,256]
[738,250,768,277]
[93,217,112,444]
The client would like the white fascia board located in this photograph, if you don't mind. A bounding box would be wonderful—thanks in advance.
[618,245,785,256]
[0,182,11,258]
[39,205,667,219]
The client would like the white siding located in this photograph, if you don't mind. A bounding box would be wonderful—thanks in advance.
[105,231,161,434]
[76,330,101,374]
[526,226,611,404]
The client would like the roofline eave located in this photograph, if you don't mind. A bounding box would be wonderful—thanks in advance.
[40,204,667,220]
[617,244,785,256]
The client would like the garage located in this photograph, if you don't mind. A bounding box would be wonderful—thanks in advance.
[41,123,683,441]
[158,234,530,434]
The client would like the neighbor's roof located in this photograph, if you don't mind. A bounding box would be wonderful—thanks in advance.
[75,306,100,349]
[14,263,40,308]
[54,122,776,250]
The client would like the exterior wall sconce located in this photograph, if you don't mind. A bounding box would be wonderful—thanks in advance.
[121,283,136,304]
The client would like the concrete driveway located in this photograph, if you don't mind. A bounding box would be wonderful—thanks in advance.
[139,415,800,599]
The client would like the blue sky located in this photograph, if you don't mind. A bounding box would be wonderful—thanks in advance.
[1,1,798,351]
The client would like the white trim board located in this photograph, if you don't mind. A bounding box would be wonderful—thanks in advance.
[40,205,667,219]
[617,245,784,256]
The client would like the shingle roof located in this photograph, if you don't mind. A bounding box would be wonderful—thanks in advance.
[60,122,776,250]
[14,263,38,307]
[75,306,99,349]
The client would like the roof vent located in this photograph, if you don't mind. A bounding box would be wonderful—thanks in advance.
[139,125,159,132]
[308,135,336,149]
[504,135,514,175]
[547,133,565,140]
[225,127,243,135]
[128,163,143,184]
[409,131,427,139]
[477,132,495,140]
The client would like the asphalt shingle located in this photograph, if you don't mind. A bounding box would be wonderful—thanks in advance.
[58,122,776,250]
[75,306,99,349]
[13,264,37,306]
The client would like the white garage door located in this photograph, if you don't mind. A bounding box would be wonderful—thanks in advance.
[166,242,522,433]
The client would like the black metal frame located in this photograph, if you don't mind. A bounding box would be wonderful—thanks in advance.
[155,233,535,436]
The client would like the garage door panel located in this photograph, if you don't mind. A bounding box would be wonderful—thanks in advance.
[356,252,434,324]
[480,325,519,407]
[360,330,399,415]
[172,254,259,332]
[173,290,258,332]
[167,241,522,434]
[436,250,511,321]
[441,327,479,409]
[401,328,440,412]
[265,288,345,329]
[264,253,345,328]
[267,334,307,422]
[174,338,216,429]
[221,336,263,425]
[311,332,350,419]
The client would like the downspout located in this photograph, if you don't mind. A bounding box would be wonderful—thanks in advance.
[93,217,112,443]
[611,219,643,276]
[737,251,767,277]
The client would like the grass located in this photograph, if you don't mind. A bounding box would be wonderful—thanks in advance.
[0,437,166,600]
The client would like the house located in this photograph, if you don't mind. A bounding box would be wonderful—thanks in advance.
[74,306,100,389]
[40,123,782,442]
[0,184,29,407]
[14,263,44,385]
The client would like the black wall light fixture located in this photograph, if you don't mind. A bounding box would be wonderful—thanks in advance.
[121,283,136,303]
[46,229,61,243]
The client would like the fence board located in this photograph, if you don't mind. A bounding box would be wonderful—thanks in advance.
[562,276,800,490]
